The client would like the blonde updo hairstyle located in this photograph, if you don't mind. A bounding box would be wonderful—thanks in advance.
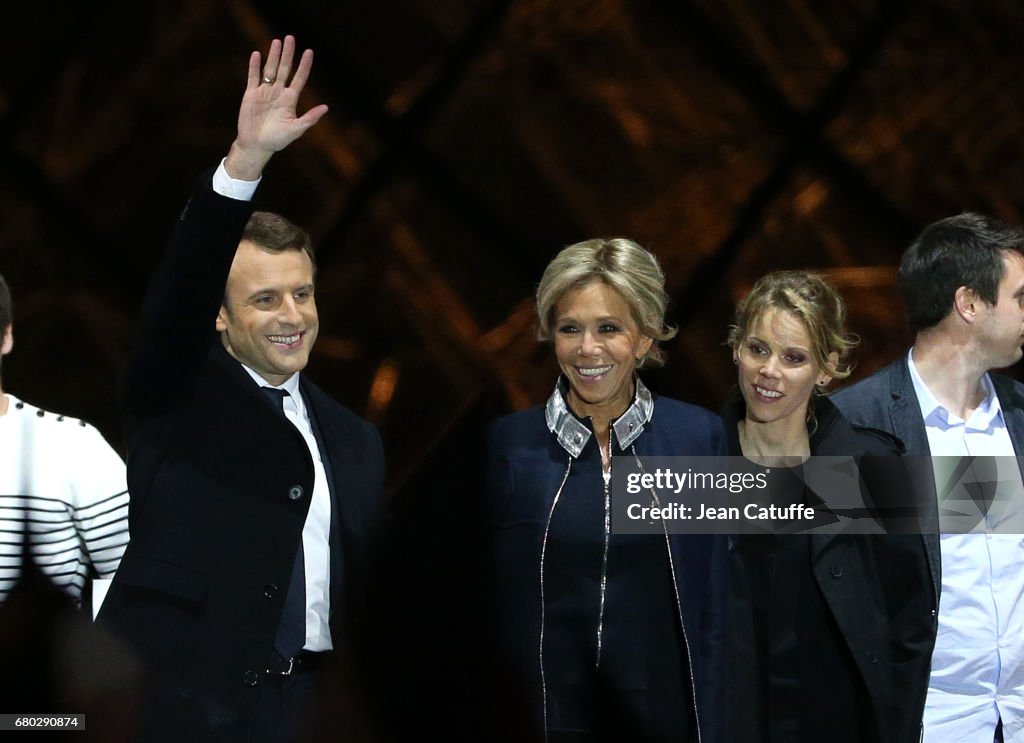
[727,270,857,390]
[536,238,676,368]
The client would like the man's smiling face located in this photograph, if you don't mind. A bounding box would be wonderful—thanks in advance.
[216,240,318,386]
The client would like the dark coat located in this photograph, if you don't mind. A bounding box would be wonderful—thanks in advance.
[487,383,727,742]
[722,394,935,743]
[98,178,384,741]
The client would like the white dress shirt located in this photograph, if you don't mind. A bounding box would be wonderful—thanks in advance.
[908,351,1024,742]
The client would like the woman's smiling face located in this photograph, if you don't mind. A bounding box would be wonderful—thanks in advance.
[735,308,830,429]
[554,281,652,421]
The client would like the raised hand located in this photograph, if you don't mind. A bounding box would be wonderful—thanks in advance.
[225,35,329,180]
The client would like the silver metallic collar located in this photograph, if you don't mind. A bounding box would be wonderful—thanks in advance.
[544,376,654,457]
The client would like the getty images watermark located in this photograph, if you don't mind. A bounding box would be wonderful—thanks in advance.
[612,456,1024,535]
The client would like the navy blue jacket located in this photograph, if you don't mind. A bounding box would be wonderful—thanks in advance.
[486,380,727,742]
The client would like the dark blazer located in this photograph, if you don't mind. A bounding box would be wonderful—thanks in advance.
[98,178,384,741]
[832,355,1024,600]
[723,395,935,743]
[830,356,1024,740]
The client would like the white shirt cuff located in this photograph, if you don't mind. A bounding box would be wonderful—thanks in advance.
[212,158,260,201]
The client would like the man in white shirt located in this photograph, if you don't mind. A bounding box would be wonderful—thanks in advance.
[0,272,129,607]
[98,37,384,742]
[834,212,1024,743]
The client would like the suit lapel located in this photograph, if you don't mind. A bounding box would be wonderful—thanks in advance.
[299,378,363,616]
[888,359,942,604]
[992,374,1024,458]
[990,376,1024,558]
[887,361,931,456]
[300,379,360,515]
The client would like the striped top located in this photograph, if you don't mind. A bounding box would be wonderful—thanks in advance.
[0,394,129,604]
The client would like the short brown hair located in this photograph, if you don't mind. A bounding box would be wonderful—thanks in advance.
[536,238,676,367]
[241,211,315,267]
[728,271,856,384]
[899,212,1024,333]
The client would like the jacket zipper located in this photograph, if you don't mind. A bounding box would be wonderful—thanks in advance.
[595,453,611,668]
[538,441,701,742]
[633,449,702,743]
[538,454,573,743]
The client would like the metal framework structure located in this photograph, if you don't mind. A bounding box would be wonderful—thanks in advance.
[3,0,1024,490]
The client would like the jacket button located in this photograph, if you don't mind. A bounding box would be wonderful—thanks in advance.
[288,485,303,501]
[866,652,878,664]
[243,670,260,687]
[263,584,279,599]
[830,565,843,578]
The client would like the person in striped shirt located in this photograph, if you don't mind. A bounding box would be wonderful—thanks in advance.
[0,271,129,606]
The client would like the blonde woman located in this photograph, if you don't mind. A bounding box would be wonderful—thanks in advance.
[487,239,726,742]
[722,271,932,743]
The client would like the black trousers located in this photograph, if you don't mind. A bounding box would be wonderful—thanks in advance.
[249,656,321,743]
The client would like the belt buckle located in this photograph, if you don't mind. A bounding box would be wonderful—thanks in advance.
[266,656,296,676]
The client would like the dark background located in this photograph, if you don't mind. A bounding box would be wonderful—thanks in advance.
[5,2,1024,736]
[2,0,1024,487]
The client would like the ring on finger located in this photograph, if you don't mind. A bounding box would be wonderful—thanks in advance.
[262,74,275,84]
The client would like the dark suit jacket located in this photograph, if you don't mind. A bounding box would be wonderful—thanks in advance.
[832,355,1024,599]
[99,177,384,741]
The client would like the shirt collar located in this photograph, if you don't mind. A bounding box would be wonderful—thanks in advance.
[240,365,302,405]
[971,374,1002,430]
[544,376,654,457]
[907,348,1002,430]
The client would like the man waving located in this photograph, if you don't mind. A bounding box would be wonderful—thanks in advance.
[100,37,384,743]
